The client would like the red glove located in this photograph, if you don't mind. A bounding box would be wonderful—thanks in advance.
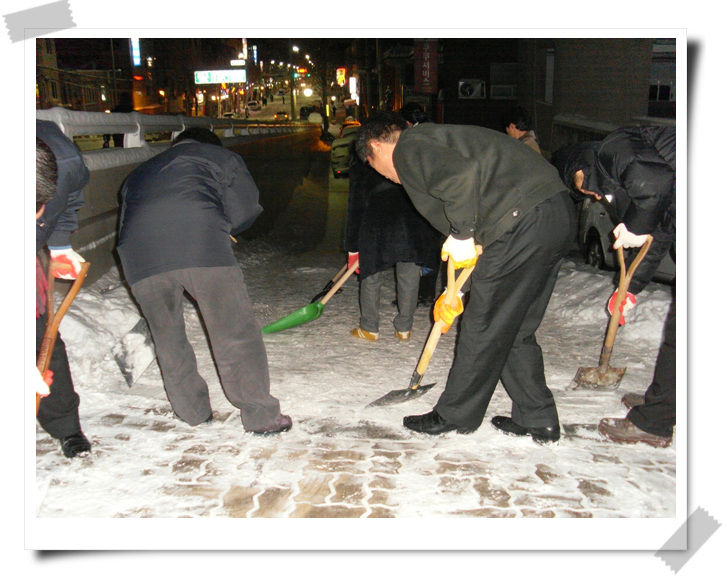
[607,291,636,326]
[49,247,85,280]
[348,252,360,274]
[433,290,464,334]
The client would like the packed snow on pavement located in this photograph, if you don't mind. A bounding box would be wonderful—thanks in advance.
[31,239,679,507]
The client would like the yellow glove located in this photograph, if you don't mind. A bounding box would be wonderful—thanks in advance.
[433,290,464,334]
[441,235,479,269]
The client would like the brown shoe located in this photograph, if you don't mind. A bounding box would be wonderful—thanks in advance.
[395,330,411,341]
[621,392,645,410]
[351,327,380,341]
[598,417,672,448]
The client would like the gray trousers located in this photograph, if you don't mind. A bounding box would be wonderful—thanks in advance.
[359,262,420,333]
[130,266,281,430]
[435,192,575,431]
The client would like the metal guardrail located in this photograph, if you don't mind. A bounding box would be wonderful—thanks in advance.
[36,106,308,149]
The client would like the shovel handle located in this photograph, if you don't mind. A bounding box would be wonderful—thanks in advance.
[310,263,348,303]
[414,260,476,378]
[319,260,359,306]
[36,261,91,415]
[599,236,653,366]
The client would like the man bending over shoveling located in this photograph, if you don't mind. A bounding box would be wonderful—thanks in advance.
[356,112,576,445]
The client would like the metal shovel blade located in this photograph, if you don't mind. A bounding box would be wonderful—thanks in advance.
[261,302,325,334]
[570,364,626,391]
[366,383,437,407]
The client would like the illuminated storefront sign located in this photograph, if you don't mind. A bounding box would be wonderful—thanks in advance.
[194,70,247,84]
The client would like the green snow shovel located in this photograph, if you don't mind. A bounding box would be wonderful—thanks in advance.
[570,235,653,391]
[261,260,359,333]
[367,259,476,407]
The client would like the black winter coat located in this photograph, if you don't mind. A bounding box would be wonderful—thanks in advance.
[552,126,676,293]
[36,120,89,252]
[344,159,441,280]
[117,140,262,286]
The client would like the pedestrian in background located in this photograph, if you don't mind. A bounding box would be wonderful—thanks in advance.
[398,102,442,307]
[103,92,134,148]
[503,105,542,155]
[553,125,676,448]
[36,121,92,458]
[117,127,291,434]
[356,112,575,444]
[345,139,441,342]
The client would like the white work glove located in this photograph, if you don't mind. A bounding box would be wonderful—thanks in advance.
[48,246,85,279]
[612,223,649,250]
[35,368,52,397]
[441,235,478,269]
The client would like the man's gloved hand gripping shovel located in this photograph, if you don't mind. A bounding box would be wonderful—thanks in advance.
[570,235,653,390]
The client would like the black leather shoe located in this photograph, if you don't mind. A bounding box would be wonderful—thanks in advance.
[59,431,91,458]
[491,416,560,445]
[403,409,474,435]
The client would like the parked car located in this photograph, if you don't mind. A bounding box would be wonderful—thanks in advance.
[274,111,289,121]
[330,126,360,179]
[300,105,316,119]
[577,196,675,283]
[222,112,242,119]
[247,100,261,111]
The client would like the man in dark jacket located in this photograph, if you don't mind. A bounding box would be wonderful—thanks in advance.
[356,112,576,444]
[344,153,440,342]
[117,128,291,434]
[36,122,92,458]
[553,126,676,448]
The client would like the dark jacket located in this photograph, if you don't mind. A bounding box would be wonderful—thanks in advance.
[392,123,568,249]
[344,158,440,279]
[36,120,89,252]
[552,126,676,292]
[117,140,262,286]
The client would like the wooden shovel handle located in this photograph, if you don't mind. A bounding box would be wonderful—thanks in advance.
[319,260,359,306]
[600,236,653,364]
[36,261,91,414]
[415,259,476,376]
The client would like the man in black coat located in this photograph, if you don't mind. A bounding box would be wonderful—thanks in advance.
[344,153,440,342]
[553,126,676,448]
[36,122,92,458]
[356,112,575,444]
[117,128,291,434]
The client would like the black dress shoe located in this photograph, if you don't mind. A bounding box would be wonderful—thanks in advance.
[59,431,91,458]
[403,409,474,435]
[491,416,560,445]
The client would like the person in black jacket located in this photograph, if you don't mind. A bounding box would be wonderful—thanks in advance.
[344,148,440,342]
[117,128,291,434]
[553,125,676,448]
[356,112,575,444]
[35,123,92,458]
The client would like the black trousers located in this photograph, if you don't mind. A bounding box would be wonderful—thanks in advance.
[628,286,676,438]
[435,192,575,431]
[36,314,82,439]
